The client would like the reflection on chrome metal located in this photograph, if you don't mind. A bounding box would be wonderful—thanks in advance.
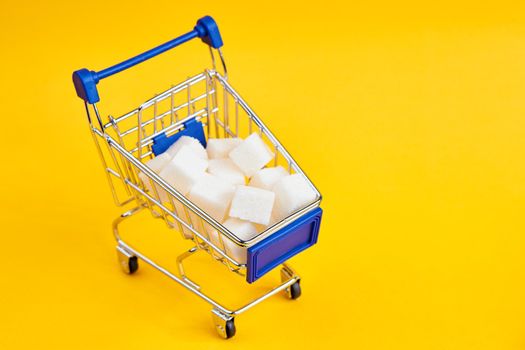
[212,308,233,339]
[217,48,227,78]
[176,247,201,290]
[281,264,299,298]
[116,245,135,274]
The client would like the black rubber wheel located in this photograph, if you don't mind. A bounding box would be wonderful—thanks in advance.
[290,281,301,300]
[225,319,236,339]
[128,256,139,274]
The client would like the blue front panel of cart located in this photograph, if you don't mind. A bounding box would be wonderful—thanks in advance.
[246,207,322,283]
[151,117,206,156]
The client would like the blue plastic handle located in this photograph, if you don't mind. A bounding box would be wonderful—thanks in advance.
[73,16,223,104]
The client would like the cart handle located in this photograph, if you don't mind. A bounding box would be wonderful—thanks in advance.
[72,16,223,104]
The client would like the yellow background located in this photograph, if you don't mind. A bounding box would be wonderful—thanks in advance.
[1,1,525,348]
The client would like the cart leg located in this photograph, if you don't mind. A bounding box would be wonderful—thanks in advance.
[113,206,144,274]
[212,308,236,339]
[176,246,201,290]
[112,205,145,242]
[116,245,139,274]
[281,264,301,300]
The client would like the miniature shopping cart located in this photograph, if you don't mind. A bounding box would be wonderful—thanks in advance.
[72,16,323,339]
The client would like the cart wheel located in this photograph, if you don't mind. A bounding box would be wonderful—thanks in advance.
[225,319,236,339]
[212,309,236,339]
[287,281,301,300]
[128,256,139,274]
[117,247,138,274]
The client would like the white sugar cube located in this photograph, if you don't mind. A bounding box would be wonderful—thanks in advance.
[197,216,221,247]
[207,138,242,159]
[139,152,172,202]
[165,136,207,160]
[176,204,217,240]
[229,185,275,225]
[273,174,317,221]
[228,133,274,177]
[248,166,289,190]
[172,200,198,239]
[144,152,171,173]
[212,218,259,264]
[175,208,217,240]
[159,146,208,195]
[208,158,246,186]
[264,214,279,228]
[188,173,236,222]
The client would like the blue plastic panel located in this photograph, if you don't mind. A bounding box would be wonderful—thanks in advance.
[246,207,323,283]
[151,117,207,156]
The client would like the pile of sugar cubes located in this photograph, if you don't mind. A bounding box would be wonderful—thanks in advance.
[139,132,316,264]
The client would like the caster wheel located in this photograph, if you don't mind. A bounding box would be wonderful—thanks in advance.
[225,319,236,339]
[128,256,139,274]
[117,247,138,274]
[289,281,301,300]
[212,309,236,339]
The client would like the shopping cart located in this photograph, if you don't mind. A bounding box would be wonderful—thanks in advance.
[72,16,323,338]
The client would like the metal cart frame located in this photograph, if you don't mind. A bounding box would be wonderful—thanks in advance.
[73,16,323,338]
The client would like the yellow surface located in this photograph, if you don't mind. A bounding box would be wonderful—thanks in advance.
[1,1,525,348]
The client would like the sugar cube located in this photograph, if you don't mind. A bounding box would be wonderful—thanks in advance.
[248,166,289,190]
[265,214,279,228]
[207,138,242,159]
[229,185,275,225]
[208,158,246,186]
[172,200,197,239]
[188,173,236,222]
[165,136,207,160]
[175,204,217,240]
[188,209,223,238]
[159,145,208,195]
[143,152,171,173]
[213,218,259,264]
[228,133,274,177]
[139,152,172,202]
[273,174,317,221]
